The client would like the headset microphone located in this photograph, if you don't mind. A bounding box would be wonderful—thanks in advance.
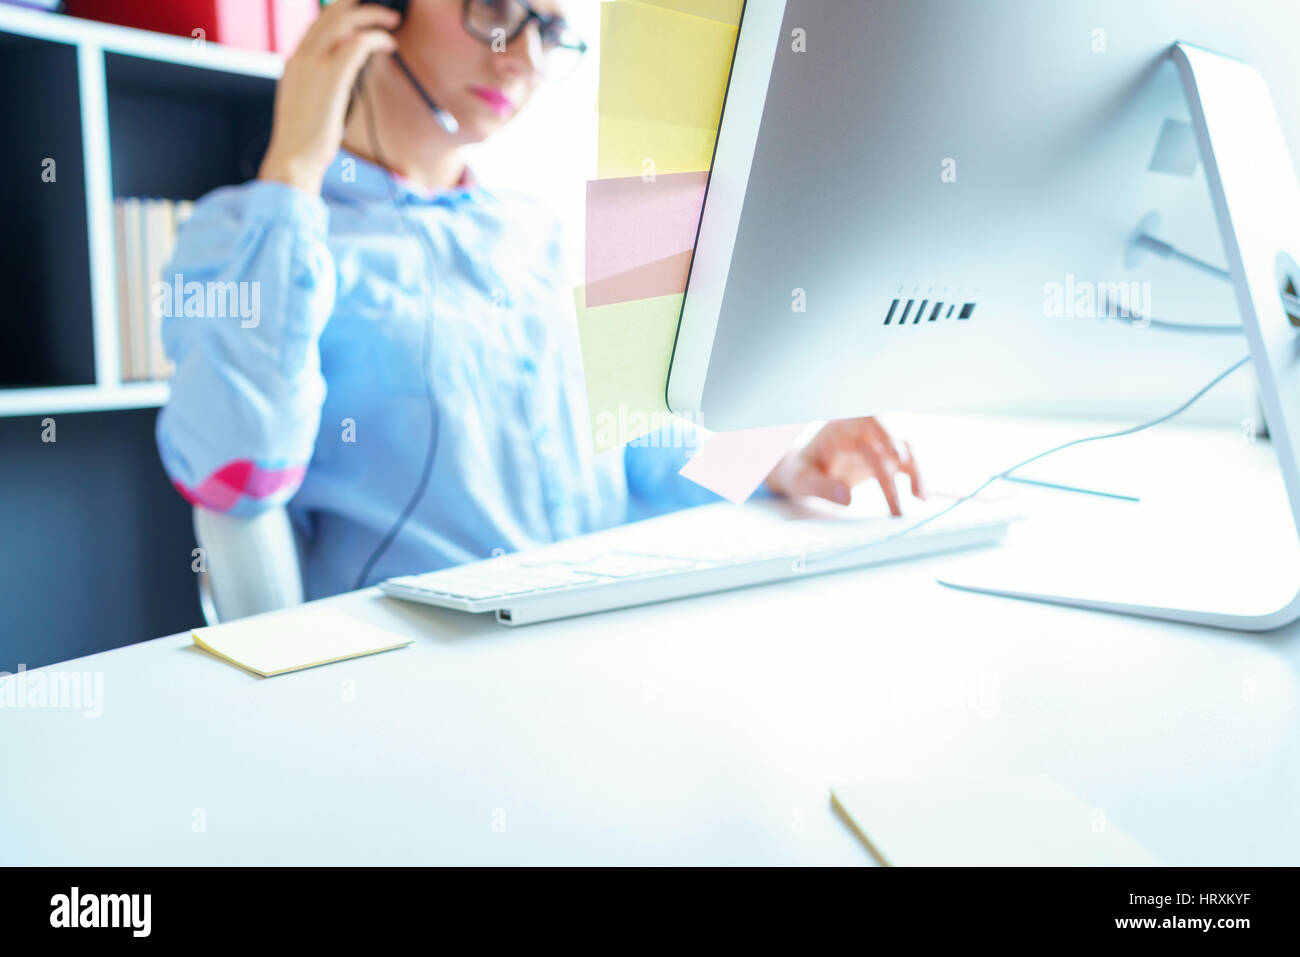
[361,0,460,134]
[391,51,460,134]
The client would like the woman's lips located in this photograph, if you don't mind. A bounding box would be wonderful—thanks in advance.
[470,86,515,116]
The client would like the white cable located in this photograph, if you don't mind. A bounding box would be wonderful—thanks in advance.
[810,354,1253,567]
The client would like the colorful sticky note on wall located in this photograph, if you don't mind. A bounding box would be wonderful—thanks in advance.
[586,250,695,310]
[640,0,744,26]
[585,172,708,306]
[574,287,684,453]
[597,0,738,177]
[597,115,720,180]
[578,0,747,462]
[598,1,737,129]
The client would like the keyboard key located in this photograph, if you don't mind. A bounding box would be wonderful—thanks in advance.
[408,563,603,600]
[572,553,697,578]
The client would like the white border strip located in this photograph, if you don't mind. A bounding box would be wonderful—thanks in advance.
[666,0,787,414]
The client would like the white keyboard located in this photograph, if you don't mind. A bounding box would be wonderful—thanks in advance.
[380,498,1011,625]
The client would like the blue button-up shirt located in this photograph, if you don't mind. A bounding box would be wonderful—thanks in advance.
[156,150,720,600]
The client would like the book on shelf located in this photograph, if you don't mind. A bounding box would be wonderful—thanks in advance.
[112,197,194,383]
[62,1,319,54]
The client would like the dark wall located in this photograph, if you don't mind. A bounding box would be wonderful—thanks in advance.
[0,30,276,673]
[0,408,203,671]
[106,52,275,200]
[0,36,95,389]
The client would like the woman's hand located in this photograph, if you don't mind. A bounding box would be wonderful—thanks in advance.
[764,417,926,515]
[259,0,401,196]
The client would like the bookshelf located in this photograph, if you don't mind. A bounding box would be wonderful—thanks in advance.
[0,3,286,669]
[0,2,281,417]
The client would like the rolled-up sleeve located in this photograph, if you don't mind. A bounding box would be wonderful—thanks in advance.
[155,181,337,516]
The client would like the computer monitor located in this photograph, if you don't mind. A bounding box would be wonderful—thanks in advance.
[667,0,1300,428]
[667,0,1300,630]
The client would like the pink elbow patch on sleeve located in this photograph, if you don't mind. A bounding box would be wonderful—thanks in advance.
[173,459,307,512]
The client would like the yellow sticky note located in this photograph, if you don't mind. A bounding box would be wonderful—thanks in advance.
[598,0,738,131]
[192,603,413,677]
[597,114,718,178]
[641,0,744,26]
[574,287,683,452]
[831,777,1163,866]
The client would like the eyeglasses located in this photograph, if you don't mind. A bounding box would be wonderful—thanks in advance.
[462,0,589,78]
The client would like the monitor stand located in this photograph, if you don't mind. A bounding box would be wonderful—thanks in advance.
[938,42,1300,632]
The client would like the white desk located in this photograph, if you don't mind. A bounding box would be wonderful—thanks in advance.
[3,416,1299,865]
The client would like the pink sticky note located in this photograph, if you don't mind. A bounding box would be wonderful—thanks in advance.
[679,423,808,504]
[585,249,695,308]
[585,173,709,287]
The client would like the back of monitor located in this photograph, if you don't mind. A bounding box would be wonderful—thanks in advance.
[668,0,1300,430]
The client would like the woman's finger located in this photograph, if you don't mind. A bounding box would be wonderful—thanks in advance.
[875,466,903,516]
[310,1,402,58]
[866,419,925,503]
[334,26,399,75]
[897,439,925,499]
[861,443,903,516]
[295,0,363,57]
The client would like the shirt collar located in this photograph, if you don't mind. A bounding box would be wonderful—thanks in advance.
[322,148,485,207]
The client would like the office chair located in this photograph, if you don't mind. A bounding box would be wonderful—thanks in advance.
[192,506,304,626]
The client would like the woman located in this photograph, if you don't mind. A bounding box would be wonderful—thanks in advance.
[156,0,926,601]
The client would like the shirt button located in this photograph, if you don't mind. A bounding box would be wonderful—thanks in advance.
[520,357,537,374]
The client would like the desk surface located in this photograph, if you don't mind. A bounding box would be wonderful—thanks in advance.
[4,416,1300,865]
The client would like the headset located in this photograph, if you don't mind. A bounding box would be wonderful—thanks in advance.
[351,0,457,589]
[361,0,459,133]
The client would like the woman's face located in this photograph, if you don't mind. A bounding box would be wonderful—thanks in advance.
[399,0,570,142]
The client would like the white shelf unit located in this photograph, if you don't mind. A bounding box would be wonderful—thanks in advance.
[0,381,171,417]
[0,3,282,418]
